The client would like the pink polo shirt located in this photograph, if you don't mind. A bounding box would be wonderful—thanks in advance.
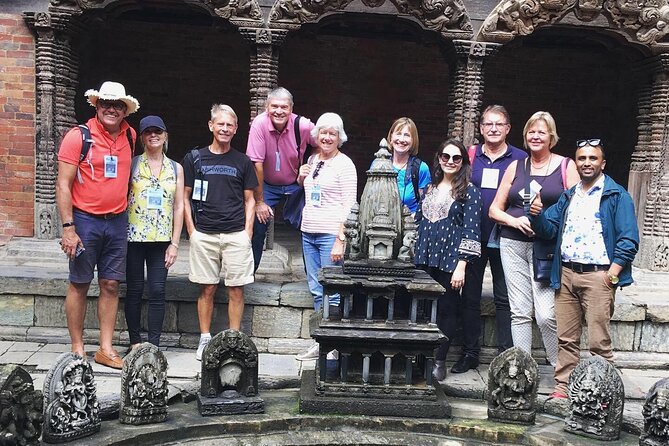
[246,112,315,185]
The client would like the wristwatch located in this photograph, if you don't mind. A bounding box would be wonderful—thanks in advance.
[606,272,619,285]
[62,221,75,228]
[338,233,346,242]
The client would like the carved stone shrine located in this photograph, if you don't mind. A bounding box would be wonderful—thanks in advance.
[120,343,169,425]
[565,356,624,441]
[640,377,669,446]
[487,347,538,425]
[299,140,449,418]
[198,330,264,416]
[0,364,43,446]
[42,353,100,443]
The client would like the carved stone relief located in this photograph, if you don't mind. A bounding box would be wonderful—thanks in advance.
[640,377,669,446]
[0,365,43,446]
[207,0,262,20]
[268,0,472,38]
[42,353,100,443]
[487,347,538,424]
[120,343,169,425]
[479,0,669,45]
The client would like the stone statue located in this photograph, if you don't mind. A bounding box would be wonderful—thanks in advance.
[0,365,43,446]
[487,347,538,424]
[120,343,169,425]
[344,203,362,260]
[565,356,624,441]
[640,377,669,446]
[366,204,398,260]
[398,206,417,262]
[42,353,100,443]
[198,330,264,416]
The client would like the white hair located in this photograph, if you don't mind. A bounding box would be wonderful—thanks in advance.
[210,104,238,124]
[311,112,348,147]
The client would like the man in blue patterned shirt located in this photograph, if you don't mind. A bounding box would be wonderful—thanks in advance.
[528,140,639,399]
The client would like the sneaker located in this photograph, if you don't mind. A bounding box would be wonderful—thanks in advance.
[295,344,319,361]
[196,335,211,361]
[326,350,339,360]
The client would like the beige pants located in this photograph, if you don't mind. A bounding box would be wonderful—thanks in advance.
[188,229,254,287]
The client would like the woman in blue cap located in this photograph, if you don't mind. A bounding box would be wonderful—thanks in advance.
[125,115,184,348]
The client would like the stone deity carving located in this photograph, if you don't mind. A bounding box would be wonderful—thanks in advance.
[344,203,362,260]
[42,353,100,443]
[640,377,669,446]
[198,330,264,416]
[565,356,624,441]
[120,343,169,425]
[397,206,417,262]
[487,347,538,424]
[0,365,43,446]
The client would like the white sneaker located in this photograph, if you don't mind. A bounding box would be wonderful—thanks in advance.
[295,344,319,361]
[196,335,211,361]
[326,350,339,360]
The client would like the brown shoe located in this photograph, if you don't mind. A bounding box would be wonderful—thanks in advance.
[94,349,123,369]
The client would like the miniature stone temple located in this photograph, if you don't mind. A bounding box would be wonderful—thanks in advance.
[565,356,624,441]
[640,377,669,446]
[120,343,169,425]
[198,330,264,416]
[42,353,100,443]
[299,140,449,418]
[487,347,538,425]
[0,364,43,446]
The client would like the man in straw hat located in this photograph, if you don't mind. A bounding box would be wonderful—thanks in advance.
[56,81,139,369]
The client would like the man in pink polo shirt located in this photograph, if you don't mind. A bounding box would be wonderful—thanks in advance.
[246,87,316,271]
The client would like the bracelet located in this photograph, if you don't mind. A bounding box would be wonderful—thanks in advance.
[62,222,75,228]
[170,242,179,249]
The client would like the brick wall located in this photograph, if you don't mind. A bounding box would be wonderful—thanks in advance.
[0,14,35,238]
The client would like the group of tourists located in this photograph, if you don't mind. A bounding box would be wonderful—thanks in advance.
[56,81,639,399]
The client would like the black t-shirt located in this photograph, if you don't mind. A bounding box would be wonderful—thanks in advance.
[183,146,258,234]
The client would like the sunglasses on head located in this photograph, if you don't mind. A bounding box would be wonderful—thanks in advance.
[98,100,126,111]
[438,153,463,163]
[576,138,602,148]
[312,161,325,179]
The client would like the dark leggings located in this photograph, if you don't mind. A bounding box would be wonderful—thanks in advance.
[125,242,169,346]
[428,267,464,361]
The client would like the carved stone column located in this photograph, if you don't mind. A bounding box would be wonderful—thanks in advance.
[239,27,288,121]
[25,9,81,239]
[447,40,501,146]
[630,55,669,270]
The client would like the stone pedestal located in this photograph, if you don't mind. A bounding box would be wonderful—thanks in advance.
[120,343,169,425]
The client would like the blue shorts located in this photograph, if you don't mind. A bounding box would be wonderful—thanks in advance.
[69,209,128,283]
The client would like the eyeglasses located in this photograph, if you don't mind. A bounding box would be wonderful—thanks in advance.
[143,128,164,135]
[577,138,602,148]
[98,100,126,111]
[312,161,325,179]
[438,153,463,163]
[481,122,508,129]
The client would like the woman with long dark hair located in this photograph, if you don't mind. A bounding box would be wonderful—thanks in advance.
[414,138,482,381]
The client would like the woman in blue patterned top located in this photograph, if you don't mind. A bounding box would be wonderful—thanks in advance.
[414,138,482,382]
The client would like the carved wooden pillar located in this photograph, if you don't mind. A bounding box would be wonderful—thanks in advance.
[25,9,81,239]
[239,27,287,121]
[447,40,501,146]
[630,55,669,270]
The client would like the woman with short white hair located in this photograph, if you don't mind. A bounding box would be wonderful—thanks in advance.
[295,112,357,360]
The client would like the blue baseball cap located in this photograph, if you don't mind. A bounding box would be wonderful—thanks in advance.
[139,115,167,134]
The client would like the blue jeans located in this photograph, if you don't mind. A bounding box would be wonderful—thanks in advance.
[252,182,302,271]
[302,232,341,310]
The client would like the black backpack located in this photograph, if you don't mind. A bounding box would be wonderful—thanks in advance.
[406,155,423,204]
[187,147,205,225]
[77,124,134,163]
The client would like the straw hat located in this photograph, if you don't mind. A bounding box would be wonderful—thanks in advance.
[84,81,140,114]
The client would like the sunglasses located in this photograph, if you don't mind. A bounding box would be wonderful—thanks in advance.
[98,100,126,111]
[576,138,602,148]
[143,128,165,135]
[438,153,463,163]
[312,161,325,179]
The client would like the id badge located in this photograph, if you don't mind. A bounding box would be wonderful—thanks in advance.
[104,155,118,178]
[146,188,163,209]
[193,179,208,201]
[480,168,499,189]
[309,184,322,207]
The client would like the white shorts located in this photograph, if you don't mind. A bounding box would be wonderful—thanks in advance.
[188,229,254,287]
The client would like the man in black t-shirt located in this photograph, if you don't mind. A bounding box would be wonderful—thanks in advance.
[182,104,258,360]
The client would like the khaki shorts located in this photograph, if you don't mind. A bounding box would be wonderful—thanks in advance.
[189,229,254,286]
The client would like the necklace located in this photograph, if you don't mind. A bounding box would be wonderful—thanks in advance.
[531,153,552,175]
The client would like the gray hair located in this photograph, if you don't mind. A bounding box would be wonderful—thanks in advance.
[311,112,348,147]
[266,87,293,107]
[210,104,238,124]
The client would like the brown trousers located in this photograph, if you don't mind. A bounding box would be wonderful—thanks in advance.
[554,266,615,394]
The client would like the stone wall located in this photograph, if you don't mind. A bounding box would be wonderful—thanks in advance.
[0,13,35,238]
